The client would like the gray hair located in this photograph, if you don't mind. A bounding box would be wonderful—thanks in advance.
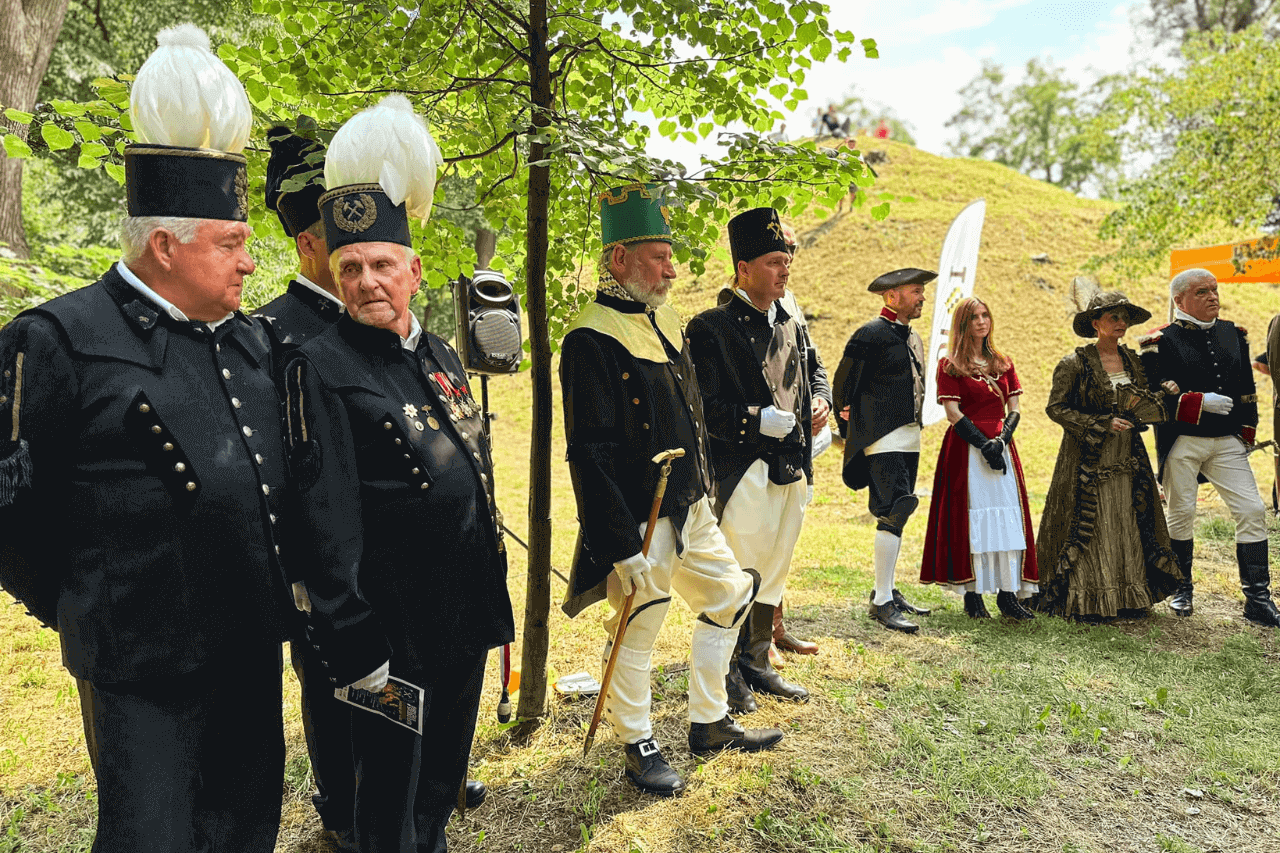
[1170,267,1215,301]
[119,216,204,264]
[328,243,417,283]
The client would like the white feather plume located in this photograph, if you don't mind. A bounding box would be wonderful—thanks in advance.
[1071,276,1103,312]
[130,24,251,153]
[325,94,444,222]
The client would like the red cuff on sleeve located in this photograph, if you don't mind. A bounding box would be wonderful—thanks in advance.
[1242,425,1256,444]
[1176,392,1203,425]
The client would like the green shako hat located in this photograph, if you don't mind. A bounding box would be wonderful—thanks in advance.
[868,267,937,293]
[728,207,789,268]
[599,183,673,251]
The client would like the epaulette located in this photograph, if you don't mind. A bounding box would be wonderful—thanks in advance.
[1136,324,1166,354]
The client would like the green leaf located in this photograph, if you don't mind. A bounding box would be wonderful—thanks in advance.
[41,124,75,151]
[80,142,110,158]
[77,152,102,169]
[74,121,102,142]
[870,202,891,221]
[48,99,88,117]
[658,119,677,137]
[2,133,32,159]
[104,162,126,185]
[4,108,34,125]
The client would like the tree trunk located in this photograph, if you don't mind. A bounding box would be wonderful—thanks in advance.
[0,0,72,260]
[514,0,552,734]
[475,227,496,269]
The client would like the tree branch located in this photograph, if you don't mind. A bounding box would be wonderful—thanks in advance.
[443,129,520,164]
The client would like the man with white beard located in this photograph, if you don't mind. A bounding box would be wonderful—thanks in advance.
[560,183,782,798]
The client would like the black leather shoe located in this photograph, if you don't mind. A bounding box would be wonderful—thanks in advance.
[740,602,809,703]
[1169,582,1194,617]
[321,828,358,853]
[996,591,1035,620]
[963,592,990,619]
[465,779,487,809]
[869,600,918,633]
[623,738,686,796]
[726,619,757,713]
[870,589,932,616]
[688,714,783,755]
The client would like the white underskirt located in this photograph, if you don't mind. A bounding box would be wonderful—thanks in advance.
[946,443,1038,597]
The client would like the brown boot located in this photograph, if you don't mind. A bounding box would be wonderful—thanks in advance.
[773,600,819,655]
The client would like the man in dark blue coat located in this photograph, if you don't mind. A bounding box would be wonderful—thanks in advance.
[0,26,290,853]
[833,268,937,633]
[282,95,514,853]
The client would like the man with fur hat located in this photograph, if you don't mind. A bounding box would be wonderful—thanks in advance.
[686,207,829,714]
[1140,267,1280,626]
[0,25,290,852]
[833,268,937,633]
[561,183,783,798]
[282,95,514,852]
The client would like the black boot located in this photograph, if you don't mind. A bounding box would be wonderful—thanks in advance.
[623,737,686,796]
[688,714,783,755]
[963,591,990,619]
[893,588,932,616]
[996,591,1035,620]
[465,780,487,808]
[740,602,808,703]
[869,598,919,633]
[725,618,757,714]
[1169,538,1194,618]
[1238,541,1280,628]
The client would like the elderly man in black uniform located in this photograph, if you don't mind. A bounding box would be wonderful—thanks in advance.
[0,25,290,853]
[1141,267,1280,626]
[687,207,829,714]
[561,183,782,798]
[833,268,937,633]
[283,95,514,853]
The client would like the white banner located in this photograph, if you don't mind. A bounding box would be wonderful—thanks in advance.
[922,199,987,426]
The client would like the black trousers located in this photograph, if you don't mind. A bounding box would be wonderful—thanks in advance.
[867,451,919,535]
[78,643,285,853]
[352,649,486,853]
[291,636,355,831]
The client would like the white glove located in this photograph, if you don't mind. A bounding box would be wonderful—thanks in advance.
[291,582,312,613]
[759,406,797,439]
[613,552,657,597]
[348,660,390,692]
[1202,392,1234,415]
[806,483,815,504]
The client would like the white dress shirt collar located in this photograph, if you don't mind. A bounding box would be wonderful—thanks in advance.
[116,261,234,330]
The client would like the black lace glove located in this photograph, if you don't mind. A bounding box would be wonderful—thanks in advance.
[953,416,1007,475]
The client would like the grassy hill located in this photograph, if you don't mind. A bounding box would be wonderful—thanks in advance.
[3,138,1280,853]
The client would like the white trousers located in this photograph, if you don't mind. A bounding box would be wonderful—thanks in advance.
[718,459,809,607]
[1163,435,1266,543]
[601,496,756,743]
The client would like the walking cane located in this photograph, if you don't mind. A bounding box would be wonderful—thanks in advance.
[582,447,686,757]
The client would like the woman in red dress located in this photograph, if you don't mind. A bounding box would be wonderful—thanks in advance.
[921,297,1039,618]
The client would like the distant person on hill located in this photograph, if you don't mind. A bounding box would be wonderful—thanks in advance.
[1141,268,1279,626]
[832,268,937,633]
[820,104,846,139]
[1036,292,1183,621]
[768,122,788,142]
[919,297,1038,619]
[874,118,890,139]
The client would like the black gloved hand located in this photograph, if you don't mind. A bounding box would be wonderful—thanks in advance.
[953,416,1007,474]
[998,410,1020,445]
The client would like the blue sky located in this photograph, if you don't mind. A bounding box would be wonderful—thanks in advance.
[647,0,1158,164]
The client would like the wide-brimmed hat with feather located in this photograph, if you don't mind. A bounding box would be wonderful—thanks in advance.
[1071,277,1152,338]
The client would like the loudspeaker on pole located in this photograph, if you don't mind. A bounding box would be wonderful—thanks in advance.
[452,269,523,375]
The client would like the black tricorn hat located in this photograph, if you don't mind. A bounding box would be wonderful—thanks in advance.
[319,184,411,253]
[265,124,325,238]
[728,207,790,268]
[1072,291,1152,338]
[867,267,937,293]
[125,144,248,221]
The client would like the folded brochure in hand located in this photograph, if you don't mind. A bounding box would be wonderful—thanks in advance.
[335,676,424,735]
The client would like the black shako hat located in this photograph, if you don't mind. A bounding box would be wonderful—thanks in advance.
[867,267,937,293]
[318,184,412,253]
[728,207,790,268]
[124,144,248,221]
[265,125,325,238]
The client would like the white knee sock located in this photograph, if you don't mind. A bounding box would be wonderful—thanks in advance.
[873,530,901,606]
[601,644,653,744]
[688,621,737,725]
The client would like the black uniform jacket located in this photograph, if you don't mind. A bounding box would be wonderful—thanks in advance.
[255,277,343,355]
[1143,318,1258,470]
[560,291,713,617]
[0,265,290,683]
[283,315,514,688]
[832,314,921,491]
[687,293,831,511]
